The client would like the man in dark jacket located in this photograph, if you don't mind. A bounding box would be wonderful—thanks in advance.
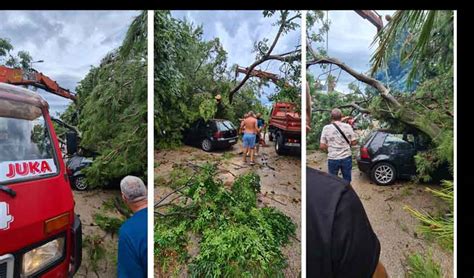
[306,167,387,277]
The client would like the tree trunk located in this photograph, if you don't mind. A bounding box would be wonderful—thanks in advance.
[308,56,442,141]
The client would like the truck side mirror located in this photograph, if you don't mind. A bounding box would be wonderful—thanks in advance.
[66,131,78,155]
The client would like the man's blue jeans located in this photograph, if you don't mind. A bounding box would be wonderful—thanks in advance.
[328,156,352,182]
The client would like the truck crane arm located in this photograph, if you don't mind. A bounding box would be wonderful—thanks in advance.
[354,10,384,31]
[0,65,77,101]
[235,65,291,88]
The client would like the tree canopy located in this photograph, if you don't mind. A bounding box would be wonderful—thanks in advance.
[62,11,147,186]
[0,38,33,69]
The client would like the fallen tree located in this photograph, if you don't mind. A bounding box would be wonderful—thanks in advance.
[307,56,443,141]
[62,11,147,186]
[228,10,301,104]
[154,164,296,277]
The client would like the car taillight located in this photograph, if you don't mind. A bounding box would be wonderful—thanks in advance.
[66,167,73,175]
[360,147,370,159]
[213,131,223,138]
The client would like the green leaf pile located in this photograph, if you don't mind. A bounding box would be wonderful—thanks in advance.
[155,164,296,277]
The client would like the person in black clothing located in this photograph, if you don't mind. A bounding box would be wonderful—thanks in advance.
[214,94,226,119]
[306,167,387,277]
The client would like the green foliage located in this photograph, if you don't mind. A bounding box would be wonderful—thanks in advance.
[189,223,287,278]
[404,180,453,251]
[154,165,296,276]
[167,165,193,189]
[0,37,33,69]
[94,213,124,235]
[155,11,229,149]
[405,251,442,278]
[0,38,13,57]
[307,74,366,150]
[65,12,147,186]
[83,235,107,273]
[372,11,453,84]
[414,151,439,183]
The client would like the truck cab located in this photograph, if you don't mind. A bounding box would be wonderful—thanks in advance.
[0,83,81,278]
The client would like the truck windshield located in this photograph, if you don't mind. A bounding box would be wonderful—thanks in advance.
[0,109,58,184]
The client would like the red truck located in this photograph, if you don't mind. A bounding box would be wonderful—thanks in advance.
[268,102,301,155]
[0,83,81,277]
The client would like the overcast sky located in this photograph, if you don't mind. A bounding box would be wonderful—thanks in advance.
[0,10,139,116]
[309,10,395,93]
[171,10,301,106]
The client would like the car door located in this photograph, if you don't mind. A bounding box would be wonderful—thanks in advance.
[383,134,417,176]
[187,119,203,144]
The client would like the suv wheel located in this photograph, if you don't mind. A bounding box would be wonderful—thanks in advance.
[201,139,213,152]
[73,175,88,191]
[371,162,396,185]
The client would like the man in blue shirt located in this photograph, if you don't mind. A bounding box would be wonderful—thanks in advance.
[118,176,148,278]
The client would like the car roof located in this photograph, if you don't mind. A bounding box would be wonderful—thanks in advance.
[0,82,48,109]
[374,129,417,135]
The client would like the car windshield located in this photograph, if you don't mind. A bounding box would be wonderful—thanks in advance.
[0,101,58,184]
[216,120,235,131]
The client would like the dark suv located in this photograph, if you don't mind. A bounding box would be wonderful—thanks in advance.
[356,130,429,185]
[183,118,238,152]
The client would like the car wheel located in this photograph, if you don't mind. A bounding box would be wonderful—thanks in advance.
[201,139,213,152]
[371,162,397,185]
[73,175,88,191]
[275,133,286,155]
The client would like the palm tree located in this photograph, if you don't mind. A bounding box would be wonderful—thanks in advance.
[371,10,453,83]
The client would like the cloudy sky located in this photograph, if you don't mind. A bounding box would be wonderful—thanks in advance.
[0,11,140,116]
[309,10,395,93]
[171,10,301,106]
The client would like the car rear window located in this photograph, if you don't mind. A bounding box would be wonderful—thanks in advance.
[362,131,377,146]
[216,120,235,131]
[383,134,413,150]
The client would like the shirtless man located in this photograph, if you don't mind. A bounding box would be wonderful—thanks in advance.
[239,113,249,155]
[240,111,259,165]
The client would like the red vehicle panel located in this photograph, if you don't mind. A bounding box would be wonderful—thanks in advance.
[269,102,301,134]
[0,83,81,277]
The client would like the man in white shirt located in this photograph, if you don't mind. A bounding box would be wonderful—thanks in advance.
[320,108,358,182]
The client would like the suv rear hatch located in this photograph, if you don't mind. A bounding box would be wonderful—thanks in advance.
[214,120,237,139]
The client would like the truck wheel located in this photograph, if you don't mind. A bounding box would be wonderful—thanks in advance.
[371,162,397,185]
[275,133,286,155]
[73,175,88,191]
[201,139,213,152]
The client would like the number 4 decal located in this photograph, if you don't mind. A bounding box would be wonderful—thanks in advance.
[0,202,13,230]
